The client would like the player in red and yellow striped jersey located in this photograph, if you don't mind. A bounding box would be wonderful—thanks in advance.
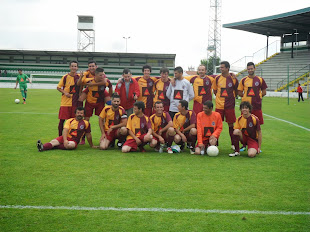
[149,101,175,153]
[238,62,267,124]
[133,65,159,117]
[83,67,111,120]
[212,61,239,151]
[122,101,153,153]
[186,65,215,116]
[153,67,171,112]
[230,101,262,158]
[37,107,97,151]
[173,100,197,154]
[57,61,82,136]
[77,61,113,106]
[195,101,223,155]
[99,93,128,150]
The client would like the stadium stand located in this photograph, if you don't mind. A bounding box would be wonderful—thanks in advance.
[236,50,310,91]
[0,50,175,88]
[224,7,310,92]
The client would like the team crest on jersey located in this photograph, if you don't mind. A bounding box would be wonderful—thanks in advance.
[115,115,119,120]
[249,122,253,127]
[142,87,151,96]
[204,127,214,137]
[228,82,233,88]
[198,86,207,96]
[247,87,255,97]
[206,80,209,85]
[173,90,183,100]
[158,90,165,100]
[255,81,259,86]
[165,86,169,91]
[135,128,142,137]
[185,118,189,123]
[141,122,145,128]
[149,81,153,86]
[220,88,229,97]
[80,125,84,129]
[100,86,105,91]
[212,121,215,126]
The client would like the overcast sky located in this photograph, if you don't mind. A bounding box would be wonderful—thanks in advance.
[0,0,309,70]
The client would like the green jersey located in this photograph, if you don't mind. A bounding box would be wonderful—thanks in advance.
[16,74,29,85]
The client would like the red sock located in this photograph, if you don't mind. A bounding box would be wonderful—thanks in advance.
[43,143,53,151]
[166,135,174,147]
[55,144,66,150]
[229,126,234,145]
[58,120,65,136]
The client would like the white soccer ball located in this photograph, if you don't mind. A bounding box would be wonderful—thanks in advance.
[207,145,219,157]
[15,99,20,104]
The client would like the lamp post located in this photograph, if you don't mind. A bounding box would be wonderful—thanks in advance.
[123,36,130,52]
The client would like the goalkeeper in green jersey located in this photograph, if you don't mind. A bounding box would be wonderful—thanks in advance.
[14,69,32,104]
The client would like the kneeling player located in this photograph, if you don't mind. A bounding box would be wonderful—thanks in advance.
[149,101,175,153]
[173,100,197,154]
[195,101,223,155]
[99,93,128,150]
[122,101,153,153]
[37,107,97,151]
[229,101,262,157]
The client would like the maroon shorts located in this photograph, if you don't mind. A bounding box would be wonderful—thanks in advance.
[193,101,203,116]
[85,101,105,117]
[251,109,264,125]
[216,108,236,123]
[242,136,259,152]
[58,106,76,120]
[55,136,78,148]
[123,134,147,151]
[144,108,153,117]
[105,129,119,142]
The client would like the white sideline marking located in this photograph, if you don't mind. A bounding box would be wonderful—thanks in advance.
[263,113,310,132]
[235,104,310,132]
[0,112,57,115]
[0,205,309,216]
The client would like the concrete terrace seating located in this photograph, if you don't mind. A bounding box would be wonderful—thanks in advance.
[0,63,174,88]
[236,50,310,91]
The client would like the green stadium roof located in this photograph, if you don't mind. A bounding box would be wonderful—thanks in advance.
[223,7,310,37]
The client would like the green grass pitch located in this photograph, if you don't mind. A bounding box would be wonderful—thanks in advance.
[0,88,309,231]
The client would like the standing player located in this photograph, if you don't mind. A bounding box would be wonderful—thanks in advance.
[186,65,215,116]
[14,69,32,104]
[78,62,113,104]
[297,83,304,102]
[173,100,197,154]
[134,65,159,117]
[153,67,171,112]
[37,107,97,151]
[83,67,111,121]
[238,62,267,124]
[195,101,223,155]
[122,101,153,153]
[149,101,175,153]
[212,61,239,151]
[57,61,81,136]
[99,93,128,150]
[230,101,262,158]
[114,68,140,115]
[166,66,195,120]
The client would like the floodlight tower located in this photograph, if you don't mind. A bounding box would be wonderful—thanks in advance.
[77,15,95,52]
[207,0,222,74]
